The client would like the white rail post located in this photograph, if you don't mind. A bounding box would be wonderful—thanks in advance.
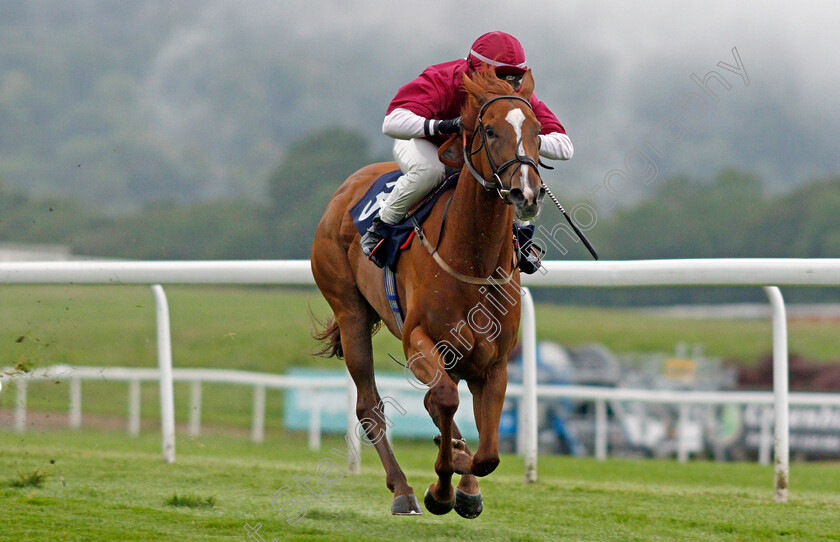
[308,390,321,451]
[151,285,176,464]
[128,380,141,437]
[520,287,538,483]
[763,286,789,503]
[595,399,608,460]
[189,381,202,437]
[69,377,82,429]
[677,403,689,463]
[252,384,266,443]
[346,370,361,474]
[15,378,27,432]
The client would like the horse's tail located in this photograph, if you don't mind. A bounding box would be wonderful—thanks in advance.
[312,312,344,359]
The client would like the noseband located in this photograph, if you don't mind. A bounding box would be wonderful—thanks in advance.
[463,95,541,202]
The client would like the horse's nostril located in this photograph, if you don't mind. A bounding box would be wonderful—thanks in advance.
[509,188,525,204]
[538,187,546,202]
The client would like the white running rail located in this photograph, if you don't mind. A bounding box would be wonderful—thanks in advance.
[3,258,840,502]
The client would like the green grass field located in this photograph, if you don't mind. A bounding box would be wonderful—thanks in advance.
[4,285,839,371]
[2,429,840,541]
[2,285,840,430]
[2,286,840,540]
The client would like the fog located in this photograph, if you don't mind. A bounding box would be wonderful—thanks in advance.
[3,0,839,205]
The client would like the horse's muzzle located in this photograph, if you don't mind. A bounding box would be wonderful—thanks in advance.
[510,185,545,221]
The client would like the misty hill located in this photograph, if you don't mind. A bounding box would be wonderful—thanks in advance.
[1,1,839,211]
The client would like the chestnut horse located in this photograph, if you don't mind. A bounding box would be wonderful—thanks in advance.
[311,69,544,518]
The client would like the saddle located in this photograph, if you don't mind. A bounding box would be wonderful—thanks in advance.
[349,169,545,334]
[350,170,458,272]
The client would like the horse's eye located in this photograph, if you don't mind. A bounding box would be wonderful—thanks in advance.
[485,127,496,138]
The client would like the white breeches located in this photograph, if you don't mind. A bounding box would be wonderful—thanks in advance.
[378,138,446,225]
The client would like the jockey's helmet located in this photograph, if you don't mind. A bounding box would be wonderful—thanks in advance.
[467,31,528,88]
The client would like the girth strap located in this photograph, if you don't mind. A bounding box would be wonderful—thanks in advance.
[383,266,404,334]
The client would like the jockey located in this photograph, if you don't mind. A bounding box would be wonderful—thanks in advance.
[361,31,574,267]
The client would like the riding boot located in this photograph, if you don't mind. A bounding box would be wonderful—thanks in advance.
[514,223,546,274]
[360,215,386,268]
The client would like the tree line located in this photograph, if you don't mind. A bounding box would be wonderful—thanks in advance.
[2,127,838,305]
[3,1,840,214]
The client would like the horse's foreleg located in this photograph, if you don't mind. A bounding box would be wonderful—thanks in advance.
[423,390,480,496]
[407,327,460,515]
[435,363,505,520]
[467,361,507,478]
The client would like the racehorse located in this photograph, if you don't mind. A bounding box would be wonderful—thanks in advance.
[310,68,545,518]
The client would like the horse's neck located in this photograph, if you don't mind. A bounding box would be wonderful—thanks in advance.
[438,170,513,278]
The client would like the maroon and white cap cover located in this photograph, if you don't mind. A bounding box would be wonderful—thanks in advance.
[468,31,528,74]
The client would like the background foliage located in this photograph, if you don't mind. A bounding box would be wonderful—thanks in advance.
[2,3,840,305]
[3,131,839,305]
[2,2,840,210]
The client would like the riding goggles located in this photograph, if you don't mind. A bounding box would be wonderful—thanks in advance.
[497,72,524,90]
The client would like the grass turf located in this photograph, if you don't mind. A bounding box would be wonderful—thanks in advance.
[2,284,839,540]
[2,429,840,541]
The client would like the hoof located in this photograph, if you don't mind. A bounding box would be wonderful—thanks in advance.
[391,494,422,515]
[433,434,466,450]
[423,486,455,515]
[454,488,483,519]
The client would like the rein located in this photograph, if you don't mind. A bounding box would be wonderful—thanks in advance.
[411,94,547,286]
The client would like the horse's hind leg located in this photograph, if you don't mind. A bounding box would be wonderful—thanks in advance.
[337,307,421,515]
[313,240,420,515]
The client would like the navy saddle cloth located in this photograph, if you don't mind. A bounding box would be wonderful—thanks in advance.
[350,170,457,271]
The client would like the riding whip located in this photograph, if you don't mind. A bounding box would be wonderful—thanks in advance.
[541,182,600,260]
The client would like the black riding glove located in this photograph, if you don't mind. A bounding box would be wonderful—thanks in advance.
[436,117,461,136]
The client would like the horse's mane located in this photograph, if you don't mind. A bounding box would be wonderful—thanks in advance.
[460,68,516,135]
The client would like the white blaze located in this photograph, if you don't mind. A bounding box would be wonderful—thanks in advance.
[505,107,532,200]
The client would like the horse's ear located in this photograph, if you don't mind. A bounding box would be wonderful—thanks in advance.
[518,69,535,100]
[462,72,487,106]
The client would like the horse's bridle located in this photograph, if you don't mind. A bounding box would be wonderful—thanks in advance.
[412,95,547,285]
[463,94,541,202]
